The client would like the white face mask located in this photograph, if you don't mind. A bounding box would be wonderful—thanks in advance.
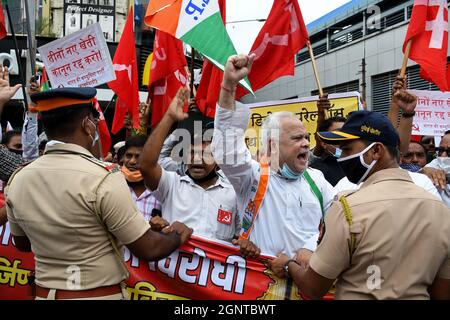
[86,118,99,148]
[437,157,450,170]
[436,158,450,183]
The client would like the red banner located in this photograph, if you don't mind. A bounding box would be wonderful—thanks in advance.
[0,223,333,300]
[0,223,35,300]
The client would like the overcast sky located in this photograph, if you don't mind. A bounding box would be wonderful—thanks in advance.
[226,0,351,53]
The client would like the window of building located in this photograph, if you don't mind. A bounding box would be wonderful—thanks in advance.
[311,80,360,96]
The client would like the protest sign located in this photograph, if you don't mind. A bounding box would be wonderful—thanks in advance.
[245,92,361,154]
[0,222,334,300]
[38,23,115,88]
[409,90,450,137]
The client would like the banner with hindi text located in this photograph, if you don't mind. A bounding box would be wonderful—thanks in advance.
[0,222,333,300]
[245,92,361,154]
[409,90,450,137]
[0,223,35,300]
[124,235,306,300]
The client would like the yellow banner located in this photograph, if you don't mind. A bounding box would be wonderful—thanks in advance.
[245,92,361,155]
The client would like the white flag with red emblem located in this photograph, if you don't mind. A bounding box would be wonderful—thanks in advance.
[403,0,449,91]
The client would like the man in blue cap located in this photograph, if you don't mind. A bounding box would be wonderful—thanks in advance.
[277,110,450,299]
[5,87,192,300]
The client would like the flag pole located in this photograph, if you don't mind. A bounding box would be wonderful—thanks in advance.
[388,39,411,128]
[307,40,328,119]
[4,0,29,111]
[307,41,324,97]
[400,39,412,78]
[24,0,36,77]
[190,48,196,98]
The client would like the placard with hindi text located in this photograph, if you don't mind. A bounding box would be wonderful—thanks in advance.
[38,23,116,89]
[409,90,450,137]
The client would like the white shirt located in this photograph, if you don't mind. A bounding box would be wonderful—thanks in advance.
[212,103,336,257]
[334,170,442,201]
[153,169,240,242]
[426,158,450,207]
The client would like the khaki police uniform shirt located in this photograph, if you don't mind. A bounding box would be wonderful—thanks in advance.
[310,168,450,300]
[5,143,150,290]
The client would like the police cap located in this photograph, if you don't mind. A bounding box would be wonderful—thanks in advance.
[30,87,97,113]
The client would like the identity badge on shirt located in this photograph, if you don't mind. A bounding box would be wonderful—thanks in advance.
[217,207,233,225]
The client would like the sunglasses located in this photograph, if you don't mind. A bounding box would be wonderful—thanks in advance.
[436,147,450,156]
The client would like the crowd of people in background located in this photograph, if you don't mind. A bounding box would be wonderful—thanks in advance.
[0,52,450,300]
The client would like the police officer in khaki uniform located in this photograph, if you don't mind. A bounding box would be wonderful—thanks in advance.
[5,88,192,300]
[272,111,450,300]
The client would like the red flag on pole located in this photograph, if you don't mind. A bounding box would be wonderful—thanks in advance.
[195,0,226,118]
[93,98,112,158]
[150,31,187,84]
[149,30,188,128]
[150,69,189,128]
[236,0,309,100]
[0,2,6,40]
[107,8,139,134]
[403,0,449,91]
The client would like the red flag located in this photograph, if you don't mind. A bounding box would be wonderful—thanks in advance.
[236,0,309,99]
[149,30,187,127]
[0,2,6,40]
[150,68,189,128]
[195,0,227,119]
[93,98,112,158]
[150,31,187,84]
[403,0,449,91]
[107,8,139,134]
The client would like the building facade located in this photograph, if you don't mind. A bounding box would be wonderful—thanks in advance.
[242,0,447,115]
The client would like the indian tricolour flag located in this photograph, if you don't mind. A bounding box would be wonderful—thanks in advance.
[144,0,253,94]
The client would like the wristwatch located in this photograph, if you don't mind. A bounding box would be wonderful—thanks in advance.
[283,259,299,277]
[401,111,416,118]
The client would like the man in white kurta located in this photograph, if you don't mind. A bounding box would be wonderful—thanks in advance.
[211,54,335,261]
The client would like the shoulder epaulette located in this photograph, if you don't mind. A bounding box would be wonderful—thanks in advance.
[334,189,358,202]
[80,155,121,173]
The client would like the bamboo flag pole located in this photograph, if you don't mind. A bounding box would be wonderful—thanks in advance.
[400,40,412,78]
[388,39,411,127]
[307,40,328,119]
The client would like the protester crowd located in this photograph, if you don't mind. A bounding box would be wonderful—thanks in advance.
[0,51,450,300]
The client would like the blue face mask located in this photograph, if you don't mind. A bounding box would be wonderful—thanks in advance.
[280,163,304,180]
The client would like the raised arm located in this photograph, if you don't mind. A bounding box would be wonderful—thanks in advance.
[212,54,257,196]
[140,88,189,191]
[387,75,405,128]
[22,80,40,162]
[0,65,22,142]
[218,54,254,111]
[390,76,417,155]
[313,94,332,157]
[158,130,184,174]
